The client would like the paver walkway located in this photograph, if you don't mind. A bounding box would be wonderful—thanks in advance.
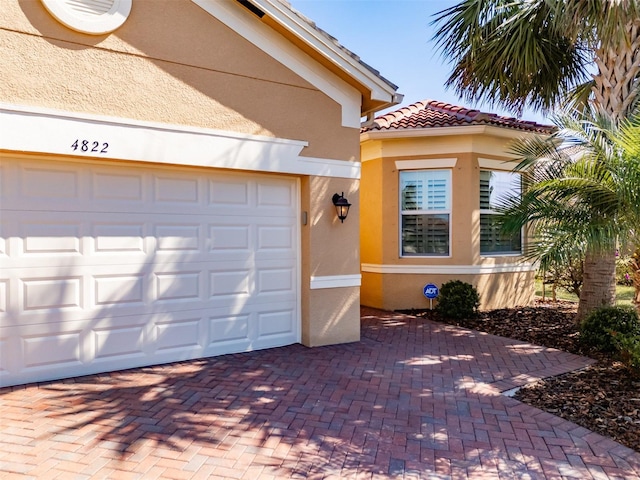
[1,307,639,479]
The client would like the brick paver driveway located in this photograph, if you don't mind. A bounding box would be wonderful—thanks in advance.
[2,307,639,479]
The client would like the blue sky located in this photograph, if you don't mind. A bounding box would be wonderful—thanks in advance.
[287,0,549,124]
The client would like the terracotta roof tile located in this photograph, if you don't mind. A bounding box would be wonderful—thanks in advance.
[362,100,554,134]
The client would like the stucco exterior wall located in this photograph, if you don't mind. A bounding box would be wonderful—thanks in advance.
[363,270,535,311]
[360,131,537,312]
[1,0,365,347]
[0,0,358,161]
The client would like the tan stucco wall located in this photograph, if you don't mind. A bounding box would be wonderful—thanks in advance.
[304,286,361,346]
[363,271,535,312]
[301,176,361,345]
[1,0,364,347]
[360,132,536,312]
[0,0,358,161]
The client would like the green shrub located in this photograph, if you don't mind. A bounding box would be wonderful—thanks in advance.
[435,280,480,319]
[611,333,640,374]
[579,306,640,353]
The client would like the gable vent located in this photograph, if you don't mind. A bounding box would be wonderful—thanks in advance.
[65,0,115,16]
[41,0,132,35]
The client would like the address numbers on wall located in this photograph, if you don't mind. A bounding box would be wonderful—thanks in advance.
[71,139,109,154]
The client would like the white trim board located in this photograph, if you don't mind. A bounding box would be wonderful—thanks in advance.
[0,103,360,179]
[310,274,361,289]
[478,158,519,171]
[361,263,536,275]
[395,158,457,170]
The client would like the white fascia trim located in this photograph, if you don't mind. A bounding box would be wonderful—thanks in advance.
[478,157,519,171]
[361,125,533,142]
[310,274,361,289]
[361,263,537,275]
[249,0,397,104]
[0,103,360,179]
[395,158,457,170]
[192,0,362,128]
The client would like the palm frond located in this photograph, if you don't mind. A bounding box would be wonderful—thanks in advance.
[497,107,640,260]
[431,0,590,114]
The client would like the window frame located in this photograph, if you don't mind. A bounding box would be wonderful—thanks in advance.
[479,169,523,257]
[398,168,452,258]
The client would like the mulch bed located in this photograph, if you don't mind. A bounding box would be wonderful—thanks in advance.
[404,301,640,453]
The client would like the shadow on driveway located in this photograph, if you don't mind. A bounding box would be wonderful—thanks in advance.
[1,307,639,479]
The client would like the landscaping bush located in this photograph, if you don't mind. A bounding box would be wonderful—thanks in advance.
[579,305,640,353]
[612,333,640,374]
[435,280,480,319]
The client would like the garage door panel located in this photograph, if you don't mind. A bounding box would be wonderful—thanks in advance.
[92,170,145,202]
[0,157,299,386]
[208,313,251,351]
[155,224,201,252]
[155,271,202,302]
[209,179,250,206]
[22,275,84,311]
[3,262,296,326]
[258,308,296,337]
[209,224,251,252]
[210,269,251,298]
[0,279,7,313]
[93,223,147,254]
[20,164,82,200]
[21,220,84,256]
[153,175,203,205]
[257,181,295,207]
[257,268,294,294]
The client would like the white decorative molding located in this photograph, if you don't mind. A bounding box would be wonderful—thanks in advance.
[0,103,360,179]
[310,274,361,290]
[395,158,457,170]
[41,0,132,35]
[192,0,363,128]
[478,157,518,171]
[361,263,536,275]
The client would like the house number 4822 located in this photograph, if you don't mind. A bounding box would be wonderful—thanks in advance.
[71,139,109,154]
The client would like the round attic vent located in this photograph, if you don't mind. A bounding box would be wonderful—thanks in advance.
[41,0,132,35]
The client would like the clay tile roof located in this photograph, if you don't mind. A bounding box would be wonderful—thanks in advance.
[361,99,554,134]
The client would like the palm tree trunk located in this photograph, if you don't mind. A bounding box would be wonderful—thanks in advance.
[577,21,640,320]
[631,247,640,311]
[576,249,617,321]
[592,20,640,123]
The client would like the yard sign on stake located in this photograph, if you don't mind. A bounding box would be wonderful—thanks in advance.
[423,283,439,310]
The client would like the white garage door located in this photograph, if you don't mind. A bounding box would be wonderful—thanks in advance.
[0,157,300,387]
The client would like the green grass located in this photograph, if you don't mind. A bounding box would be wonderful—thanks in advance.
[535,279,636,306]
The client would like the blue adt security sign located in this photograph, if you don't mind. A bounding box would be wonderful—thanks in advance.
[423,283,439,299]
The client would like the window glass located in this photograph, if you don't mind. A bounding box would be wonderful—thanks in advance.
[479,170,522,255]
[479,170,521,210]
[401,170,450,211]
[400,170,450,256]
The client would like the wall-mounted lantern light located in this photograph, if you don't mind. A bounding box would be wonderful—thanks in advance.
[332,192,351,223]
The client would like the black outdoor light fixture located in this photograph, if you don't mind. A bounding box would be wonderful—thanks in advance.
[332,192,351,223]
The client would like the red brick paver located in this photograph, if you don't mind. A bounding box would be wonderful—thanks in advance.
[1,307,639,479]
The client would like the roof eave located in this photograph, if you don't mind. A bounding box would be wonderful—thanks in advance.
[247,0,400,115]
[360,125,551,142]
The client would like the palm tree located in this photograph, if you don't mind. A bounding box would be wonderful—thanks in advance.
[433,0,640,316]
[499,110,640,318]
